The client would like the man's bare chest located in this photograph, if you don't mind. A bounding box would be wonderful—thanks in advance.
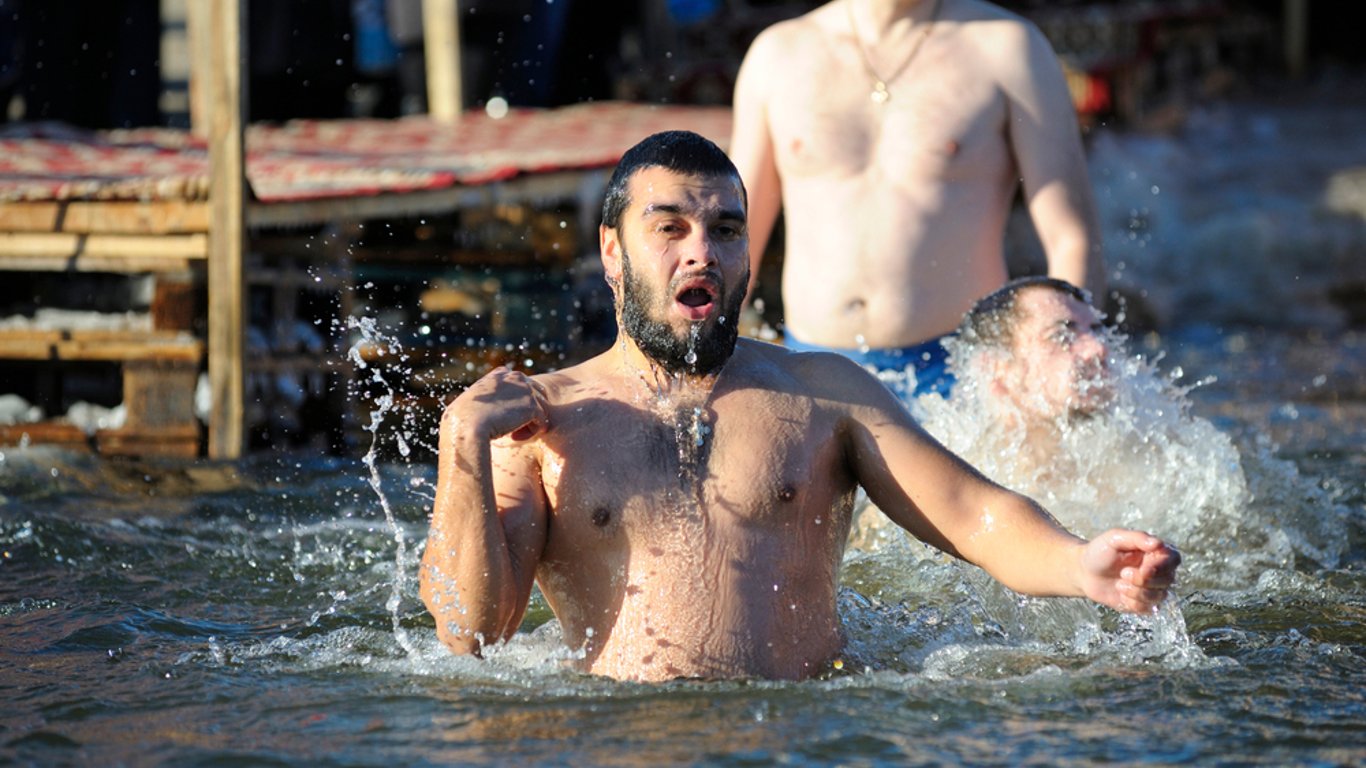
[537,396,846,535]
[770,68,1009,181]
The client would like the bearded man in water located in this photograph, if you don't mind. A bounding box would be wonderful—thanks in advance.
[419,131,1178,682]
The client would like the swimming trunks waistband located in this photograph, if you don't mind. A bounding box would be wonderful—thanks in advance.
[782,333,956,400]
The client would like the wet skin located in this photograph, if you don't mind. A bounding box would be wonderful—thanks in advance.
[419,167,1179,682]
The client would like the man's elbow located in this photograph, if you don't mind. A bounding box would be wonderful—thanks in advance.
[423,587,491,657]
[433,621,485,657]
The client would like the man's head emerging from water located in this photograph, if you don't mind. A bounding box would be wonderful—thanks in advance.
[959,276,1114,418]
[600,131,750,375]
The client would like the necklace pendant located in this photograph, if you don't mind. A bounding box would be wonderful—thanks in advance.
[870,81,890,104]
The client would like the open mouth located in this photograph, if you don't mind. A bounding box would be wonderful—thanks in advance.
[678,287,713,307]
[674,279,718,320]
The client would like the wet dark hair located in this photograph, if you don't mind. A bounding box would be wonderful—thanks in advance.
[600,130,746,230]
[959,276,1092,348]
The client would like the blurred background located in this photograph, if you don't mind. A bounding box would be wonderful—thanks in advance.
[0,0,1363,455]
[1,1,1361,127]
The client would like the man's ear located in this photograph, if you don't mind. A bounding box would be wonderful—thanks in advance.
[600,224,622,291]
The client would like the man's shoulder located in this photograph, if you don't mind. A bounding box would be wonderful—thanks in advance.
[949,0,1049,50]
[734,338,882,395]
[744,5,837,58]
[527,354,611,402]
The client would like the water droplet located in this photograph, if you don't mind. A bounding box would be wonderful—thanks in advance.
[486,96,510,119]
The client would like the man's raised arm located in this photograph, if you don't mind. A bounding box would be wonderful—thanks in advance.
[419,367,550,655]
[831,355,1178,612]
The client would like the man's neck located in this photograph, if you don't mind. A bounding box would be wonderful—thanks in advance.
[612,334,724,404]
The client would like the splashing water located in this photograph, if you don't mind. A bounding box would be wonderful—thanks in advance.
[860,328,1349,594]
[347,315,419,656]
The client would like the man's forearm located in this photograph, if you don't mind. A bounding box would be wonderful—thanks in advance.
[960,492,1089,599]
[420,431,523,654]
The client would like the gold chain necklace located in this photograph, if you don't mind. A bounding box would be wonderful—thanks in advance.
[846,0,944,104]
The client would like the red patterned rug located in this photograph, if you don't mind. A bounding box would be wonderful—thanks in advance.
[0,102,733,203]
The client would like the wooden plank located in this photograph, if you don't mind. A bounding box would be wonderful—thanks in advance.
[151,279,201,331]
[122,359,200,429]
[423,0,463,121]
[207,0,247,459]
[245,169,607,229]
[0,420,200,457]
[1283,0,1308,78]
[0,329,203,362]
[97,424,201,457]
[0,422,92,450]
[0,233,208,272]
[187,0,213,139]
[0,254,200,272]
[0,201,211,234]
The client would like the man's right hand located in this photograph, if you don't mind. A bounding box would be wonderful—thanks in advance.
[449,366,550,443]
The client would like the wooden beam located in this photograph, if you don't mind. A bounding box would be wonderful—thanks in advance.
[0,201,210,234]
[187,0,214,139]
[207,0,246,459]
[0,233,208,272]
[0,329,204,362]
[245,169,609,229]
[423,0,463,121]
[1283,0,1309,78]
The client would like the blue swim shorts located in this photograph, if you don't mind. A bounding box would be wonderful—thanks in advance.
[783,333,956,400]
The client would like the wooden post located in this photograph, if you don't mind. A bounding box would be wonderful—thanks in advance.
[187,0,214,138]
[207,0,246,459]
[423,0,463,121]
[1283,0,1309,79]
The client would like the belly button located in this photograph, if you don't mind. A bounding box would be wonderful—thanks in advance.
[778,484,797,503]
[844,298,866,314]
[591,507,612,527]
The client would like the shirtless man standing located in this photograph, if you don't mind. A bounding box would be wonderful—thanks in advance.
[730,0,1103,397]
[419,131,1177,682]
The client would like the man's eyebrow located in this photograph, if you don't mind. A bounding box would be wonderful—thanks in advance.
[640,203,746,222]
[1042,318,1077,336]
[641,202,685,217]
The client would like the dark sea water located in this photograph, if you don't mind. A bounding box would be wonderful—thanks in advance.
[4,93,1366,766]
[2,327,1364,767]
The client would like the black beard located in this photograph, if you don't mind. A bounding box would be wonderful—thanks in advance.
[619,244,746,376]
